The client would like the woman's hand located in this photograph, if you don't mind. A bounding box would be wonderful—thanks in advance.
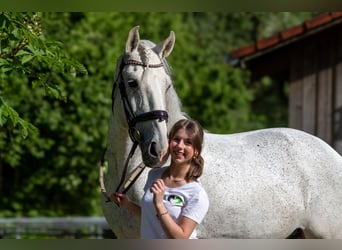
[150,179,166,208]
[109,192,130,208]
[109,192,141,218]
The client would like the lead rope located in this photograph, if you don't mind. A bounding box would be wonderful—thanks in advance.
[114,142,139,194]
[99,144,146,206]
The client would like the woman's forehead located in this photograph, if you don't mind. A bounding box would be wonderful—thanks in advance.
[172,128,192,138]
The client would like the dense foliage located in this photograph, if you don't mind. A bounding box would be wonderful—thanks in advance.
[0,12,316,216]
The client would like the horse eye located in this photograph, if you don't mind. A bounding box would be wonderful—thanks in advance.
[127,79,138,88]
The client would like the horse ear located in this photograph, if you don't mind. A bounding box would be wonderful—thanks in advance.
[154,31,175,59]
[125,26,140,54]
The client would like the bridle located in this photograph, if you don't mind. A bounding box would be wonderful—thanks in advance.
[100,57,168,205]
[117,59,168,145]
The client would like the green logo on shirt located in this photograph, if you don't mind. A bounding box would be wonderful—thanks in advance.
[167,195,184,206]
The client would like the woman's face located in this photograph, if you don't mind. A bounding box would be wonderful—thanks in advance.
[169,128,196,165]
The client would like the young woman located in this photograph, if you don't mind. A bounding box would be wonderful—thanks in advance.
[110,119,209,239]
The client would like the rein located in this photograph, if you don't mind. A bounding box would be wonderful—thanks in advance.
[100,58,168,205]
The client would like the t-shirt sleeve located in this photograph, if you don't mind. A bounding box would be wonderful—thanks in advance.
[182,187,209,224]
[143,167,164,192]
[143,169,153,193]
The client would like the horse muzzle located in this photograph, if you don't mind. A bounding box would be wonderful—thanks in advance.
[142,140,168,167]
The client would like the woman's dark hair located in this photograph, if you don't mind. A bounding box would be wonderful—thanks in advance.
[168,119,204,181]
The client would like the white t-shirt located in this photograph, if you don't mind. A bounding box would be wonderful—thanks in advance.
[140,167,209,239]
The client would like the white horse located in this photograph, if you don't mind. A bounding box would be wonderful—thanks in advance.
[100,26,342,239]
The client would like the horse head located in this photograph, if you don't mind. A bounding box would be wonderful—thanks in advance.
[113,26,175,168]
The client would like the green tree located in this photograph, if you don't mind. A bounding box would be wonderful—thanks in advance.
[0,12,86,137]
[0,12,87,216]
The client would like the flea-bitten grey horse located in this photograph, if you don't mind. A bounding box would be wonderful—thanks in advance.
[100,26,342,239]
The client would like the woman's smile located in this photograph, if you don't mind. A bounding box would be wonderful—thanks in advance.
[173,150,185,159]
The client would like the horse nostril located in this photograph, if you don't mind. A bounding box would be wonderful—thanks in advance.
[149,142,158,158]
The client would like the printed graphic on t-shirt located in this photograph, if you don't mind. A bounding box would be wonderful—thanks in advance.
[166,195,184,206]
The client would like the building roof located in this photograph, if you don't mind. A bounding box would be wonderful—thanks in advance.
[230,12,342,61]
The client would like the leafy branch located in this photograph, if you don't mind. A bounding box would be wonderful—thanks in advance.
[0,12,87,138]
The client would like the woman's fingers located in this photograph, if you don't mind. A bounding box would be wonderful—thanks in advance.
[110,192,124,204]
[150,179,165,193]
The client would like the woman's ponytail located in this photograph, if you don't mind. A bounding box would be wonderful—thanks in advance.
[187,155,204,181]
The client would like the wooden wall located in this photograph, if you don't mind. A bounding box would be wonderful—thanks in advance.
[288,28,342,153]
[333,31,342,153]
[240,21,342,154]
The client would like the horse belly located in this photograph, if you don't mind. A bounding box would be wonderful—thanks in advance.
[198,131,308,238]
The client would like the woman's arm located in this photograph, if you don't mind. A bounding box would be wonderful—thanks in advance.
[151,179,197,239]
[110,192,141,219]
[155,203,197,238]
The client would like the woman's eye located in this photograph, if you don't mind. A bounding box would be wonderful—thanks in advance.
[185,140,192,146]
[172,138,180,143]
